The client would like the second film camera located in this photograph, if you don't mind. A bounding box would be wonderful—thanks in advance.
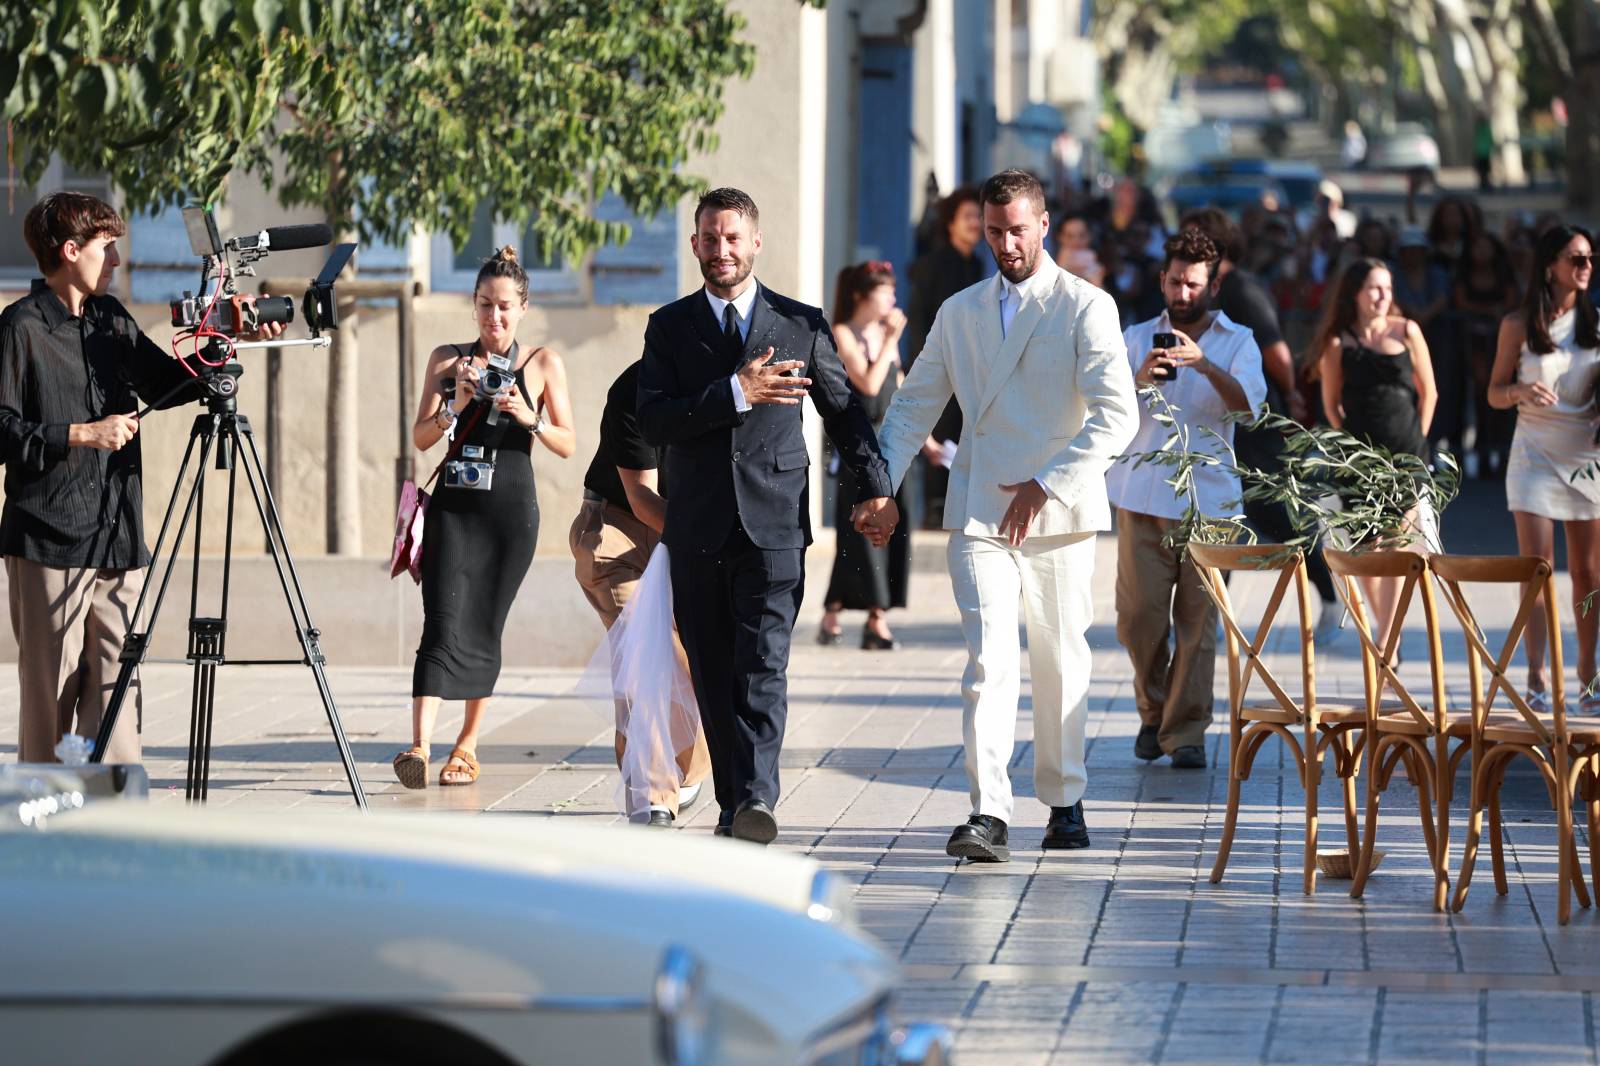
[444,445,496,491]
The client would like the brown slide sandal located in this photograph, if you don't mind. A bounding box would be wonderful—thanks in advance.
[392,746,429,790]
[440,747,479,786]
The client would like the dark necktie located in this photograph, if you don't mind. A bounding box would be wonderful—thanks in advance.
[722,302,742,356]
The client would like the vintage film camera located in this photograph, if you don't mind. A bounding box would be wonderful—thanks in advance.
[478,351,516,426]
[444,445,496,491]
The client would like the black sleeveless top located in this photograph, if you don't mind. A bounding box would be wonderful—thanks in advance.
[1339,332,1427,460]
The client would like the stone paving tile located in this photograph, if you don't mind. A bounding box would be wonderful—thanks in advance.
[10,533,1600,1062]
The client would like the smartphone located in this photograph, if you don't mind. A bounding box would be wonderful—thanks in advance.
[1150,332,1178,381]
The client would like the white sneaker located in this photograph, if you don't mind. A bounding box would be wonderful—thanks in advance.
[677,780,703,813]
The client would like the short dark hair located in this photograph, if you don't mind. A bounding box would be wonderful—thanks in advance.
[1161,229,1221,281]
[979,169,1046,215]
[694,186,759,230]
[1179,207,1244,264]
[937,185,980,234]
[475,244,528,303]
[23,192,127,275]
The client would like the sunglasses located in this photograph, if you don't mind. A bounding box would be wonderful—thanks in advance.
[1567,254,1594,268]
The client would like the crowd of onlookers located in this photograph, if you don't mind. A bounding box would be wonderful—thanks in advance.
[1030,178,1573,480]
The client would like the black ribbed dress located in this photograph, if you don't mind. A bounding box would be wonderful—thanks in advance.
[412,352,539,699]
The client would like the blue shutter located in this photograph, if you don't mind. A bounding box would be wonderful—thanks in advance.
[590,192,677,307]
[129,204,199,304]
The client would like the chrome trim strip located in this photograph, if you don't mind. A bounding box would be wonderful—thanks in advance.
[0,991,650,1014]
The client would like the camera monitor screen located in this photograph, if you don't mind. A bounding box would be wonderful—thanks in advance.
[183,206,223,257]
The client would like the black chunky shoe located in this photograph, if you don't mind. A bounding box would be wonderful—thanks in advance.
[946,815,1009,863]
[1041,802,1090,850]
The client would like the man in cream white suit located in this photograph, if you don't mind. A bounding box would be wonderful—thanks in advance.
[875,170,1137,862]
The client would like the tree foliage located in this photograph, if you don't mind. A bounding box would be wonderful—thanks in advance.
[2,0,759,260]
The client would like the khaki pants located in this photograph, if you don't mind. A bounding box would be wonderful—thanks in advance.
[1114,511,1216,752]
[569,500,711,814]
[7,557,143,764]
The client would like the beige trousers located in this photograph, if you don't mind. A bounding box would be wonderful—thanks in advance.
[7,557,143,764]
[569,500,711,815]
[1114,510,1217,752]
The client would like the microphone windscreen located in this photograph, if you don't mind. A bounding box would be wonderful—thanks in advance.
[262,223,334,251]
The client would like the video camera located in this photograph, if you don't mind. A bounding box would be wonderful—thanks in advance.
[168,206,355,343]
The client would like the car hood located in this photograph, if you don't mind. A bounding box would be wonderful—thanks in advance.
[17,804,824,916]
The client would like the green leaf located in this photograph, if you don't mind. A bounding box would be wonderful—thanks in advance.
[199,0,227,35]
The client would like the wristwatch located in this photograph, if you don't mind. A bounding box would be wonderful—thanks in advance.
[434,406,457,433]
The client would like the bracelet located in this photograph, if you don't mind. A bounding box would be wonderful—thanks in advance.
[530,416,546,437]
[434,406,457,433]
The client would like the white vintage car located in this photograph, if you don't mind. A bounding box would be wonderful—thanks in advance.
[0,767,950,1065]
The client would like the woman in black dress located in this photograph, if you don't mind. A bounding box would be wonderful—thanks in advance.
[393,246,575,787]
[818,261,928,650]
[1313,257,1438,648]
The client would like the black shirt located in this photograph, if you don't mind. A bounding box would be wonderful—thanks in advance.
[0,280,196,568]
[1217,268,1286,414]
[905,244,985,367]
[582,361,661,515]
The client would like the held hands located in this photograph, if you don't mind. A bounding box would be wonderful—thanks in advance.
[997,479,1048,546]
[738,348,811,406]
[850,496,900,548]
[71,413,139,451]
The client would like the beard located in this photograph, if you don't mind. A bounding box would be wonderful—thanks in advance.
[1167,294,1211,327]
[996,241,1043,284]
[699,252,754,291]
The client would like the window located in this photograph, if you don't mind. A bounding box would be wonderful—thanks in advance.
[0,130,113,287]
[428,201,577,296]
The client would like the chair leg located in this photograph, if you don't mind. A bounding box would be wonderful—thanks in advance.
[1211,771,1244,885]
[1410,751,1443,908]
[1564,767,1591,911]
[1557,783,1575,926]
[1453,758,1486,913]
[1341,733,1362,860]
[1433,738,1452,913]
[1351,747,1388,899]
[1587,764,1600,904]
[1489,758,1510,897]
[1304,744,1320,896]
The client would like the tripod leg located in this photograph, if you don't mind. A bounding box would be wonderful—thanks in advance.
[233,419,368,809]
[92,416,221,763]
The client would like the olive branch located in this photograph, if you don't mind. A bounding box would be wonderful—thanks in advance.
[1116,392,1461,560]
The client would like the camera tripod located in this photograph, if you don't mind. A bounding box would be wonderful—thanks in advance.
[91,354,367,808]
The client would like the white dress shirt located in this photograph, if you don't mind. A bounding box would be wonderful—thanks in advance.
[1106,310,1267,521]
[707,282,760,412]
[999,267,1052,339]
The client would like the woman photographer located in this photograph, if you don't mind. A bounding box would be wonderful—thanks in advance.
[393,246,575,787]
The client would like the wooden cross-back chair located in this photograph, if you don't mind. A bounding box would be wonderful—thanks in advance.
[1323,549,1471,911]
[1189,543,1370,895]
[1429,554,1600,925]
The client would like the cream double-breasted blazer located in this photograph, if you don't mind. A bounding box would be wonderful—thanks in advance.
[877,259,1138,538]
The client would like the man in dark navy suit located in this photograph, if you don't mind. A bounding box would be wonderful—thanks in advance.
[638,187,898,843]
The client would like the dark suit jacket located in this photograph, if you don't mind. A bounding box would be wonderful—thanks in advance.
[637,283,892,552]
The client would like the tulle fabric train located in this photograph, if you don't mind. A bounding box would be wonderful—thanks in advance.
[573,543,703,816]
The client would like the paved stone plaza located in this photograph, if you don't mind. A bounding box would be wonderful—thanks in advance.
[6,532,1599,1065]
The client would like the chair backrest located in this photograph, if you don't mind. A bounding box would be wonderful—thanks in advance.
[1323,548,1446,732]
[1427,553,1565,747]
[1188,543,1316,721]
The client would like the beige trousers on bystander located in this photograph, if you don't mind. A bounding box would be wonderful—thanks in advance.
[7,557,143,764]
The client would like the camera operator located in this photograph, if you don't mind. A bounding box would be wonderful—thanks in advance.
[1105,229,1265,770]
[0,193,284,765]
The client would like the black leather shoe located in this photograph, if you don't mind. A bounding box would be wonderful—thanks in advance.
[732,800,778,844]
[817,625,842,646]
[861,629,897,651]
[1171,745,1207,769]
[1041,802,1090,850]
[645,809,673,828]
[713,810,734,837]
[1135,724,1161,762]
[945,815,1009,862]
